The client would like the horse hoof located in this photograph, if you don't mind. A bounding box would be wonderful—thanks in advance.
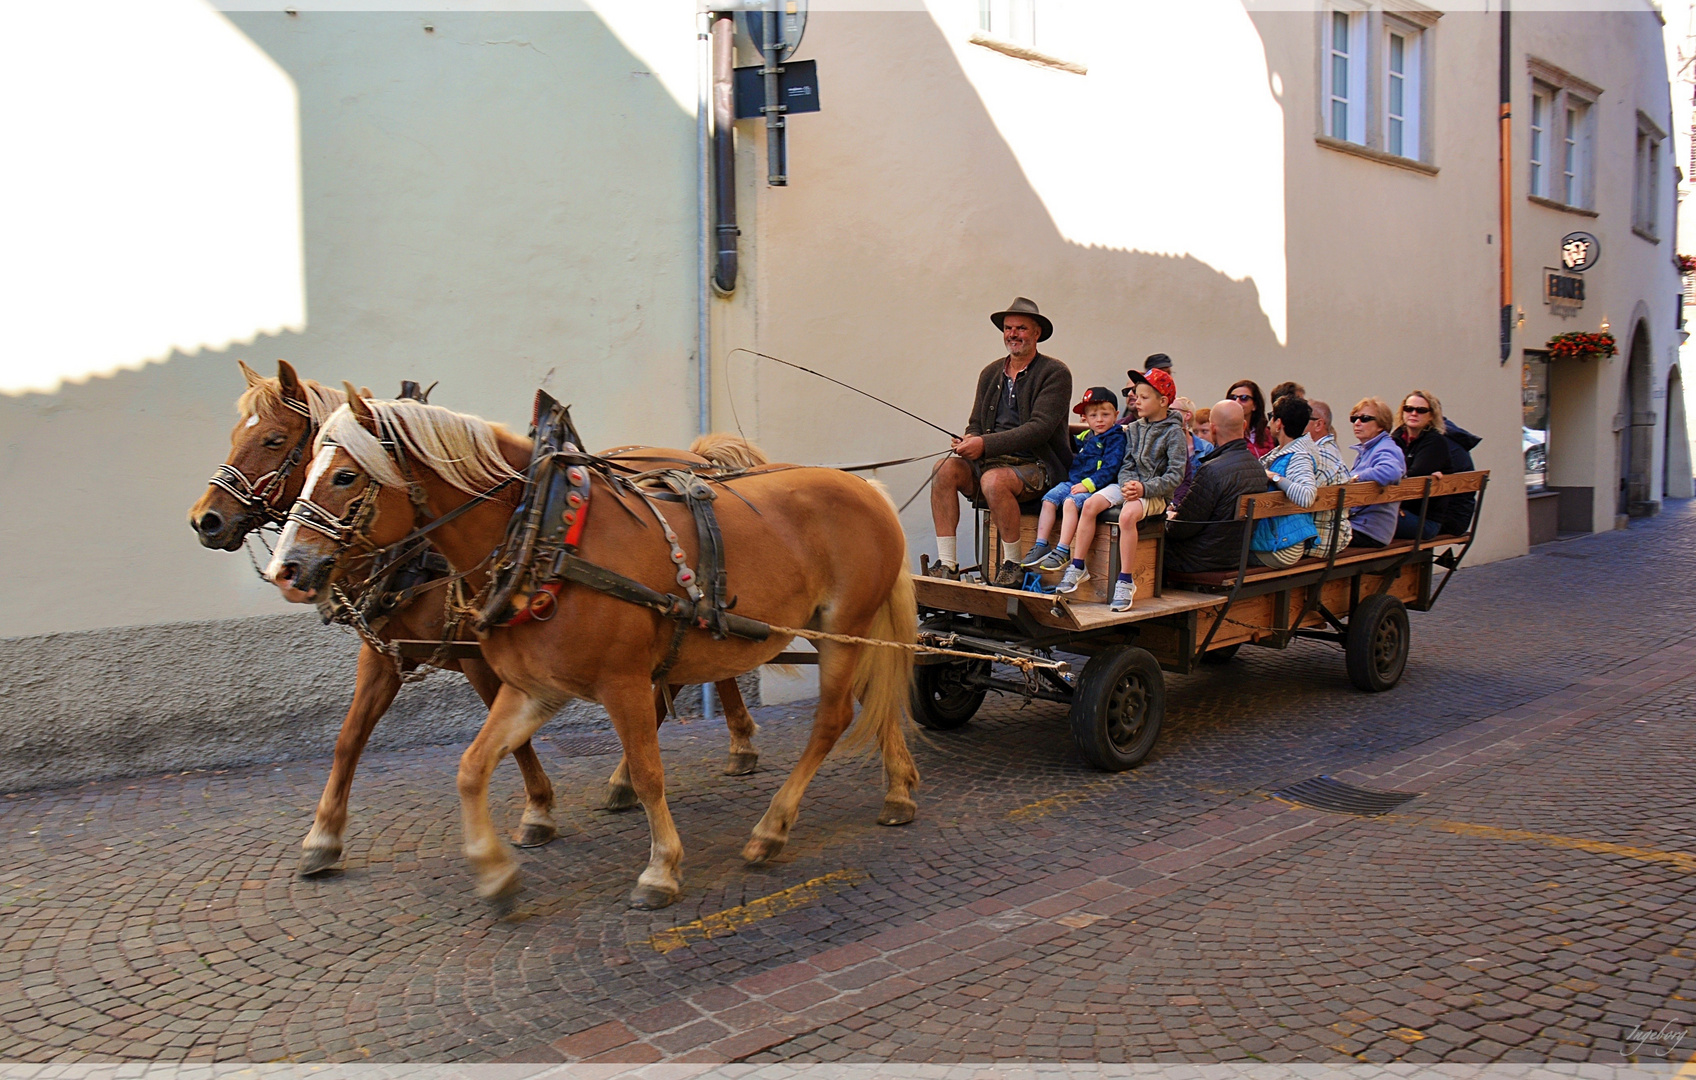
[877,798,917,827]
[629,883,679,910]
[512,822,557,848]
[481,872,522,917]
[601,784,639,812]
[298,846,343,877]
[742,836,786,865]
[723,751,759,776]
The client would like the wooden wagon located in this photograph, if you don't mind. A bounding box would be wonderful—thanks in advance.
[908,470,1491,771]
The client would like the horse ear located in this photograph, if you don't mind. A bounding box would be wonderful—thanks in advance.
[238,359,264,387]
[342,381,378,432]
[277,360,306,406]
[359,386,374,400]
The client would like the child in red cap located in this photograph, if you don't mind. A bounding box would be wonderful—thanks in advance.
[1059,366,1187,610]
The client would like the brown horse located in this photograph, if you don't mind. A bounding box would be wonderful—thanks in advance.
[265,393,918,910]
[188,362,762,876]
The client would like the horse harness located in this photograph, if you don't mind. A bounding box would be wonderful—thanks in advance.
[477,392,771,685]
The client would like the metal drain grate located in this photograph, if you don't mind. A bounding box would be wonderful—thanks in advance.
[548,734,625,758]
[1271,776,1421,816]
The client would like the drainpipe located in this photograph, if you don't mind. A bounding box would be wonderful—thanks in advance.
[712,12,739,294]
[1499,5,1513,364]
[696,9,717,726]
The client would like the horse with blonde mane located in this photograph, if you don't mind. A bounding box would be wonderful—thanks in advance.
[265,391,918,911]
[190,361,768,877]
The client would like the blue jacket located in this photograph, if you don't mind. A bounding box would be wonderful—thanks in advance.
[1348,431,1407,544]
[1251,447,1319,552]
[1068,424,1127,494]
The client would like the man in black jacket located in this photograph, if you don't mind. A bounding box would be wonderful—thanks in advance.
[1164,400,1272,574]
[928,298,1073,587]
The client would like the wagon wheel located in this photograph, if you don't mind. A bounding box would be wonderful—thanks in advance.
[911,659,990,730]
[1068,646,1164,772]
[1345,593,1409,692]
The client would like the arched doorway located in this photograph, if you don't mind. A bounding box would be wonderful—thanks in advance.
[1619,319,1656,516]
[1666,365,1694,499]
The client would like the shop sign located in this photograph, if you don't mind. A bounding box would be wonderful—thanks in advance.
[1544,267,1584,315]
[1560,231,1600,272]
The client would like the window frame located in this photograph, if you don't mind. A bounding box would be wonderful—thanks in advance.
[1528,82,1553,198]
[1323,6,1369,145]
[1382,16,1423,161]
[1315,2,1439,171]
[1633,110,1667,242]
[1526,58,1603,214]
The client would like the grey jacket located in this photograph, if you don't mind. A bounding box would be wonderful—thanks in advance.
[1116,412,1189,502]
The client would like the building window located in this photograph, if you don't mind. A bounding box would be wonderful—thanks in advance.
[1384,23,1421,159]
[1529,84,1552,197]
[1560,100,1587,208]
[1633,118,1664,240]
[979,0,1036,47]
[1325,9,1366,144]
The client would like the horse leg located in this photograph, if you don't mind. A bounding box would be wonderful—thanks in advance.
[717,678,760,776]
[603,679,685,909]
[461,660,558,848]
[600,684,674,812]
[300,643,401,877]
[458,687,561,912]
[743,643,859,865]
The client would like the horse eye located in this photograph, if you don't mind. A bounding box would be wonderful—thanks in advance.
[263,433,286,448]
[332,469,358,487]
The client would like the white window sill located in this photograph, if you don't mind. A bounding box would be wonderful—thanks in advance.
[1632,225,1661,244]
[1527,194,1598,218]
[968,31,1087,75]
[1315,135,1438,176]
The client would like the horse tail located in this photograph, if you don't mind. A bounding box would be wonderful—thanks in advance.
[840,480,918,763]
[689,432,769,470]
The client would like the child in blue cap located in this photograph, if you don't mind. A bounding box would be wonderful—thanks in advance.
[1019,387,1128,572]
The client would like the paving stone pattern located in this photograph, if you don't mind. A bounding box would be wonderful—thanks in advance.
[1,503,1693,1064]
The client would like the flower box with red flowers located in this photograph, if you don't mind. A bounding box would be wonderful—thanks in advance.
[1545,331,1618,361]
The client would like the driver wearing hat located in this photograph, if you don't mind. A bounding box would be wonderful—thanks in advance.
[927,297,1074,588]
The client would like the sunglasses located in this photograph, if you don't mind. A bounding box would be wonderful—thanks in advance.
[1402,405,1431,415]
[1349,414,1377,424]
[1230,393,1255,403]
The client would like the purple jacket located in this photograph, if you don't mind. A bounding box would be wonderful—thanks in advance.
[1348,431,1406,544]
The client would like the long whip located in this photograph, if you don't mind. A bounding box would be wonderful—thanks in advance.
[729,348,961,441]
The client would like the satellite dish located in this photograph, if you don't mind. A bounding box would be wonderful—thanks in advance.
[737,1,808,63]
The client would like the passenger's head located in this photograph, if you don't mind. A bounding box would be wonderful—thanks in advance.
[1127,367,1176,423]
[1169,396,1198,433]
[1307,399,1334,441]
[1270,381,1306,404]
[1399,390,1446,437]
[1211,399,1247,443]
[1227,380,1267,440]
[1270,395,1313,445]
[1193,406,1212,442]
[1348,397,1393,442]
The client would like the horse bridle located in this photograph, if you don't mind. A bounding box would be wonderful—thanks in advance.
[206,396,316,528]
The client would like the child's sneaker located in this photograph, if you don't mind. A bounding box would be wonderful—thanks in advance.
[1110,577,1136,612]
[1056,564,1091,594]
[1017,543,1052,567]
[1036,547,1071,571]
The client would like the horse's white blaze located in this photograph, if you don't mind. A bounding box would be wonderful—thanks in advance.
[264,443,338,581]
[243,413,259,428]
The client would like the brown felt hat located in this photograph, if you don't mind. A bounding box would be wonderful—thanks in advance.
[990,297,1053,342]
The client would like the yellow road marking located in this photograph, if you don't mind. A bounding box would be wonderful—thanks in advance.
[647,869,866,954]
[1007,779,1118,822]
[1402,818,1696,874]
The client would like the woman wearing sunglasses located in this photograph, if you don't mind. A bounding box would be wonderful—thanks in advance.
[1392,390,1454,541]
[1345,397,1405,548]
[1226,380,1274,458]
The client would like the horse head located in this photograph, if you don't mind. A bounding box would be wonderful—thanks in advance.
[263,386,421,605]
[189,359,333,550]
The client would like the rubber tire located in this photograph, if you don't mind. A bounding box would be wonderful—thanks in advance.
[1068,646,1165,772]
[911,660,989,730]
[1345,593,1410,692]
[1199,643,1241,665]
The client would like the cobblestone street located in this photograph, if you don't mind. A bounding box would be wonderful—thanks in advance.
[3,503,1694,1065]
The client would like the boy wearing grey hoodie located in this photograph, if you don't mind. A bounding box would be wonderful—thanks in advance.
[1059,367,1189,610]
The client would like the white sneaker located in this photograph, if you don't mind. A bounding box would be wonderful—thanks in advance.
[1057,564,1090,594]
[1110,577,1136,612]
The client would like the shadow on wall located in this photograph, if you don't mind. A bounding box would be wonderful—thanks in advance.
[738,12,1287,558]
[0,11,695,641]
